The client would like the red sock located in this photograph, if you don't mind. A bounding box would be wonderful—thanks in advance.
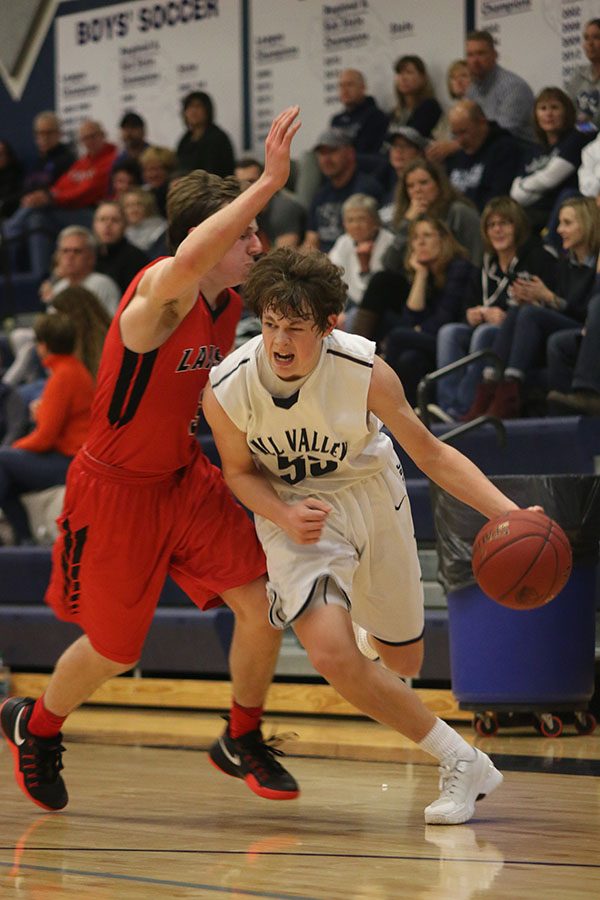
[28,695,67,738]
[229,700,263,739]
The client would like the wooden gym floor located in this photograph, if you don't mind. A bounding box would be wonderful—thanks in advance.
[1,698,600,899]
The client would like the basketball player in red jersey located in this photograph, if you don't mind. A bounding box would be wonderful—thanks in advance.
[0,107,302,811]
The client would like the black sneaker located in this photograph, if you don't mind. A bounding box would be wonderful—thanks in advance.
[209,721,299,800]
[1,697,68,811]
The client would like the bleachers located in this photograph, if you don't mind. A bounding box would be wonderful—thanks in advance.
[0,546,235,675]
[0,415,598,683]
[0,271,42,317]
[396,416,600,542]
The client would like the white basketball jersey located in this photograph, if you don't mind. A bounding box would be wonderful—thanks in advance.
[209,330,397,496]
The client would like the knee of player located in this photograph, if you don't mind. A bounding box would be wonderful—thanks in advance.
[305,641,350,681]
[378,641,423,678]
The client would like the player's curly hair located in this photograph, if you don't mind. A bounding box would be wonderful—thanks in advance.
[166,170,241,252]
[244,247,347,333]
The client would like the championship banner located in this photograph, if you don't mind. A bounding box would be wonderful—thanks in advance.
[54,0,243,151]
[475,0,600,93]
[249,0,466,154]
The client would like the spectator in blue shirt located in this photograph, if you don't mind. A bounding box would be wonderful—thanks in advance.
[446,100,522,212]
[330,69,388,156]
[301,130,383,253]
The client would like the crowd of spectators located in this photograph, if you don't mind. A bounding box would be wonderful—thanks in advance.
[2,25,600,540]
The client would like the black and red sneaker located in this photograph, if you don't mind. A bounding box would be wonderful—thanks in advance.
[1,697,68,811]
[209,721,299,800]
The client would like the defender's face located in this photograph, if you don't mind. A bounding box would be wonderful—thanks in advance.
[210,222,263,287]
[262,311,334,381]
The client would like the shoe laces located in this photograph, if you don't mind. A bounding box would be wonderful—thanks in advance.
[21,734,65,787]
[437,756,469,798]
[238,729,297,778]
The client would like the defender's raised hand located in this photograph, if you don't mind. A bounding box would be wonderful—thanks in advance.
[262,106,301,193]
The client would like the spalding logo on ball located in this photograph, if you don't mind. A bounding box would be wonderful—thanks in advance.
[471,509,572,610]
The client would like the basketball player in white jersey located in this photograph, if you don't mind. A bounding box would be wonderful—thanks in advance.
[204,247,519,825]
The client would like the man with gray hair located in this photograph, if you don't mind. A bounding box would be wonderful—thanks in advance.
[328,193,395,320]
[48,225,120,316]
[2,226,120,390]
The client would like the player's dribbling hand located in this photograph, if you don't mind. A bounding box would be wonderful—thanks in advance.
[263,106,301,192]
[283,497,332,545]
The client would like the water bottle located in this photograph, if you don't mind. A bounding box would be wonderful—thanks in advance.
[0,654,10,700]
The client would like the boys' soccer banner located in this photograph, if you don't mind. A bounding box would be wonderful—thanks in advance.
[55,1,243,151]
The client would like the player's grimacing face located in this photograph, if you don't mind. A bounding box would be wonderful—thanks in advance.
[262,310,336,381]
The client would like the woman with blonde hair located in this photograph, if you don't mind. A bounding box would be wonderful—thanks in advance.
[139,146,178,216]
[122,187,167,255]
[430,59,472,150]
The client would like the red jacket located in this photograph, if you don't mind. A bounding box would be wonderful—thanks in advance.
[13,354,95,456]
[50,143,117,209]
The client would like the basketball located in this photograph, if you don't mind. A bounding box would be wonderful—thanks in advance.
[471,509,572,610]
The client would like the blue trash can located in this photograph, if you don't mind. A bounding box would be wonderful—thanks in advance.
[447,566,596,706]
[434,475,600,735]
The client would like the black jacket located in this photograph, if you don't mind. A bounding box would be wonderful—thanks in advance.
[95,238,149,294]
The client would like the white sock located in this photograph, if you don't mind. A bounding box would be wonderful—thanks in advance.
[418,718,475,762]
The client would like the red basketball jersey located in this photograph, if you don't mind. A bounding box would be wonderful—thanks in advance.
[85,261,242,473]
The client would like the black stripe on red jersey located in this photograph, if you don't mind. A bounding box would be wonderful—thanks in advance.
[60,518,88,616]
[326,349,373,367]
[108,348,159,428]
[211,356,250,389]
[201,290,231,322]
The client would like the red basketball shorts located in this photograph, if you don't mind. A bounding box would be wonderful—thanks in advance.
[45,449,266,664]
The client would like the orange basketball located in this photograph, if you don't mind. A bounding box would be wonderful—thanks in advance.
[471,509,572,610]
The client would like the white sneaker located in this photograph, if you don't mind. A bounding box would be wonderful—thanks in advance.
[424,748,503,825]
[352,623,380,661]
